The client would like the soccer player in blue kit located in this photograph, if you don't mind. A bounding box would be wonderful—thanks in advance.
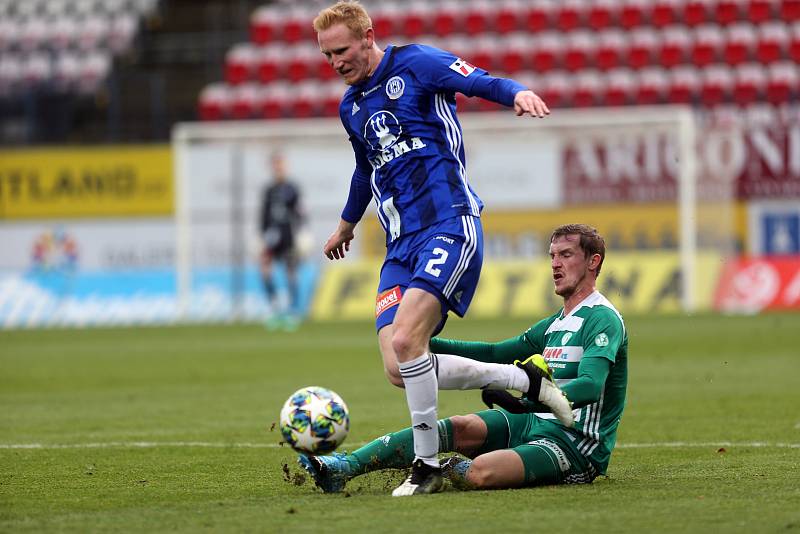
[310,1,559,496]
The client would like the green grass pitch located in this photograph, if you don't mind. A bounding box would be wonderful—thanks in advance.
[1,314,799,533]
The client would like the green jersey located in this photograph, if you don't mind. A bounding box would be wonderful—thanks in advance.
[430,290,628,473]
[522,291,627,473]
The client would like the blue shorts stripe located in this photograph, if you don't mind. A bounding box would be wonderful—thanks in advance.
[443,216,476,297]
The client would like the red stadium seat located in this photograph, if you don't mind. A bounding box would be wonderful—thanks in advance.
[432,1,459,37]
[286,44,316,83]
[700,64,734,104]
[573,70,602,107]
[668,65,702,103]
[281,8,310,44]
[782,0,800,21]
[531,31,562,72]
[636,66,669,104]
[564,30,594,71]
[524,0,556,33]
[682,0,709,27]
[652,0,679,28]
[588,0,617,31]
[791,22,800,62]
[256,45,282,83]
[441,35,471,60]
[756,22,789,63]
[18,17,48,52]
[499,34,529,74]
[724,23,756,65]
[50,16,78,51]
[714,0,744,24]
[402,3,430,38]
[250,6,277,45]
[692,25,724,66]
[464,0,491,35]
[596,29,627,71]
[261,82,290,119]
[230,83,260,120]
[290,81,319,118]
[733,63,767,103]
[620,0,649,29]
[495,0,522,33]
[225,44,257,85]
[603,68,636,106]
[659,25,692,68]
[198,83,232,121]
[321,80,345,117]
[371,6,398,37]
[466,35,497,72]
[555,0,585,32]
[766,61,799,103]
[746,0,776,22]
[540,71,573,108]
[628,28,658,69]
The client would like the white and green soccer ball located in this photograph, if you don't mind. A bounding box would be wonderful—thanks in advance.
[279,386,350,454]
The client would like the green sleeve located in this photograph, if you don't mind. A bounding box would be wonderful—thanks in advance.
[561,356,611,409]
[429,333,535,364]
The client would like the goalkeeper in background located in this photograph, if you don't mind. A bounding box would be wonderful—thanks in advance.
[299,224,628,491]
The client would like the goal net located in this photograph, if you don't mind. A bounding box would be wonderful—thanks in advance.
[171,105,738,322]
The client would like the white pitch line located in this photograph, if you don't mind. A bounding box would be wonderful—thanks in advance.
[0,441,798,451]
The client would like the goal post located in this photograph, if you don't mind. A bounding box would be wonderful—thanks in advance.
[171,105,721,322]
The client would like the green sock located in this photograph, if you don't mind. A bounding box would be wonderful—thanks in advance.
[346,418,454,476]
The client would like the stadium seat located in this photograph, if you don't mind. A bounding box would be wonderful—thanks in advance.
[531,31,562,72]
[0,17,19,52]
[555,0,585,32]
[499,33,529,74]
[668,65,702,103]
[76,51,110,94]
[756,22,789,63]
[321,80,344,117]
[700,64,734,104]
[539,70,573,108]
[782,0,800,21]
[256,45,282,83]
[636,66,669,104]
[588,0,617,31]
[573,70,602,107]
[230,83,260,120]
[198,83,232,121]
[50,16,78,51]
[724,23,757,65]
[682,0,709,26]
[733,63,767,103]
[464,0,491,35]
[109,13,138,55]
[564,30,594,71]
[766,61,799,103]
[290,81,319,118]
[495,0,522,34]
[619,0,649,29]
[53,51,80,92]
[596,29,627,71]
[18,16,48,52]
[628,28,658,69]
[371,5,398,37]
[261,82,290,119]
[746,0,777,22]
[402,2,430,38]
[523,0,556,33]
[432,1,459,37]
[692,24,724,66]
[286,44,316,83]
[467,35,497,72]
[225,43,257,85]
[250,6,278,44]
[789,21,800,62]
[603,68,636,106]
[21,52,51,88]
[652,0,680,28]
[659,25,692,68]
[440,35,471,60]
[0,53,22,96]
[281,8,310,44]
[714,0,744,24]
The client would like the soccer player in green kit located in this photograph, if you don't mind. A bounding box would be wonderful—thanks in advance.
[299,224,627,491]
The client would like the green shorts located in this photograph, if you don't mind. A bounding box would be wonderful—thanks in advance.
[475,408,598,486]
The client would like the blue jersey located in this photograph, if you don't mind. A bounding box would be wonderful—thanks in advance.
[338,44,527,245]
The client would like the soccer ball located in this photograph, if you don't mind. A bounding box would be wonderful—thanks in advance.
[279,386,350,454]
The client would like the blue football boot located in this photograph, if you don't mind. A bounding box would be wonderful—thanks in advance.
[297,452,351,493]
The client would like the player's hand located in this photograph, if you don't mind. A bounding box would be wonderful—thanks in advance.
[481,389,534,414]
[513,90,550,118]
[323,221,356,260]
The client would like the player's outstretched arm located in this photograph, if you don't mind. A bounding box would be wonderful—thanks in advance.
[323,219,357,260]
[513,90,550,118]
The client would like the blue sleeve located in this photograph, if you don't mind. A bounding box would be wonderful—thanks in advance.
[340,134,373,224]
[410,45,528,108]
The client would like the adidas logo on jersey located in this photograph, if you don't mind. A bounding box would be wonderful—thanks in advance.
[352,102,360,115]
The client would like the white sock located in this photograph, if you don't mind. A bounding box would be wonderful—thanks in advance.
[431,353,530,393]
[398,353,439,467]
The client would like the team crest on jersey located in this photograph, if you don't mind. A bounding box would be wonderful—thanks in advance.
[561,332,573,345]
[595,333,609,347]
[365,110,402,150]
[449,58,476,77]
[385,76,405,100]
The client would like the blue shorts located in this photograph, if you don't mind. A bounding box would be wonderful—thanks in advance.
[375,215,483,333]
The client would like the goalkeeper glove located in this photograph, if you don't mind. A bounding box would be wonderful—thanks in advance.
[516,354,575,426]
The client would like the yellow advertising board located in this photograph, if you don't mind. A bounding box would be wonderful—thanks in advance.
[310,251,722,321]
[0,145,173,219]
